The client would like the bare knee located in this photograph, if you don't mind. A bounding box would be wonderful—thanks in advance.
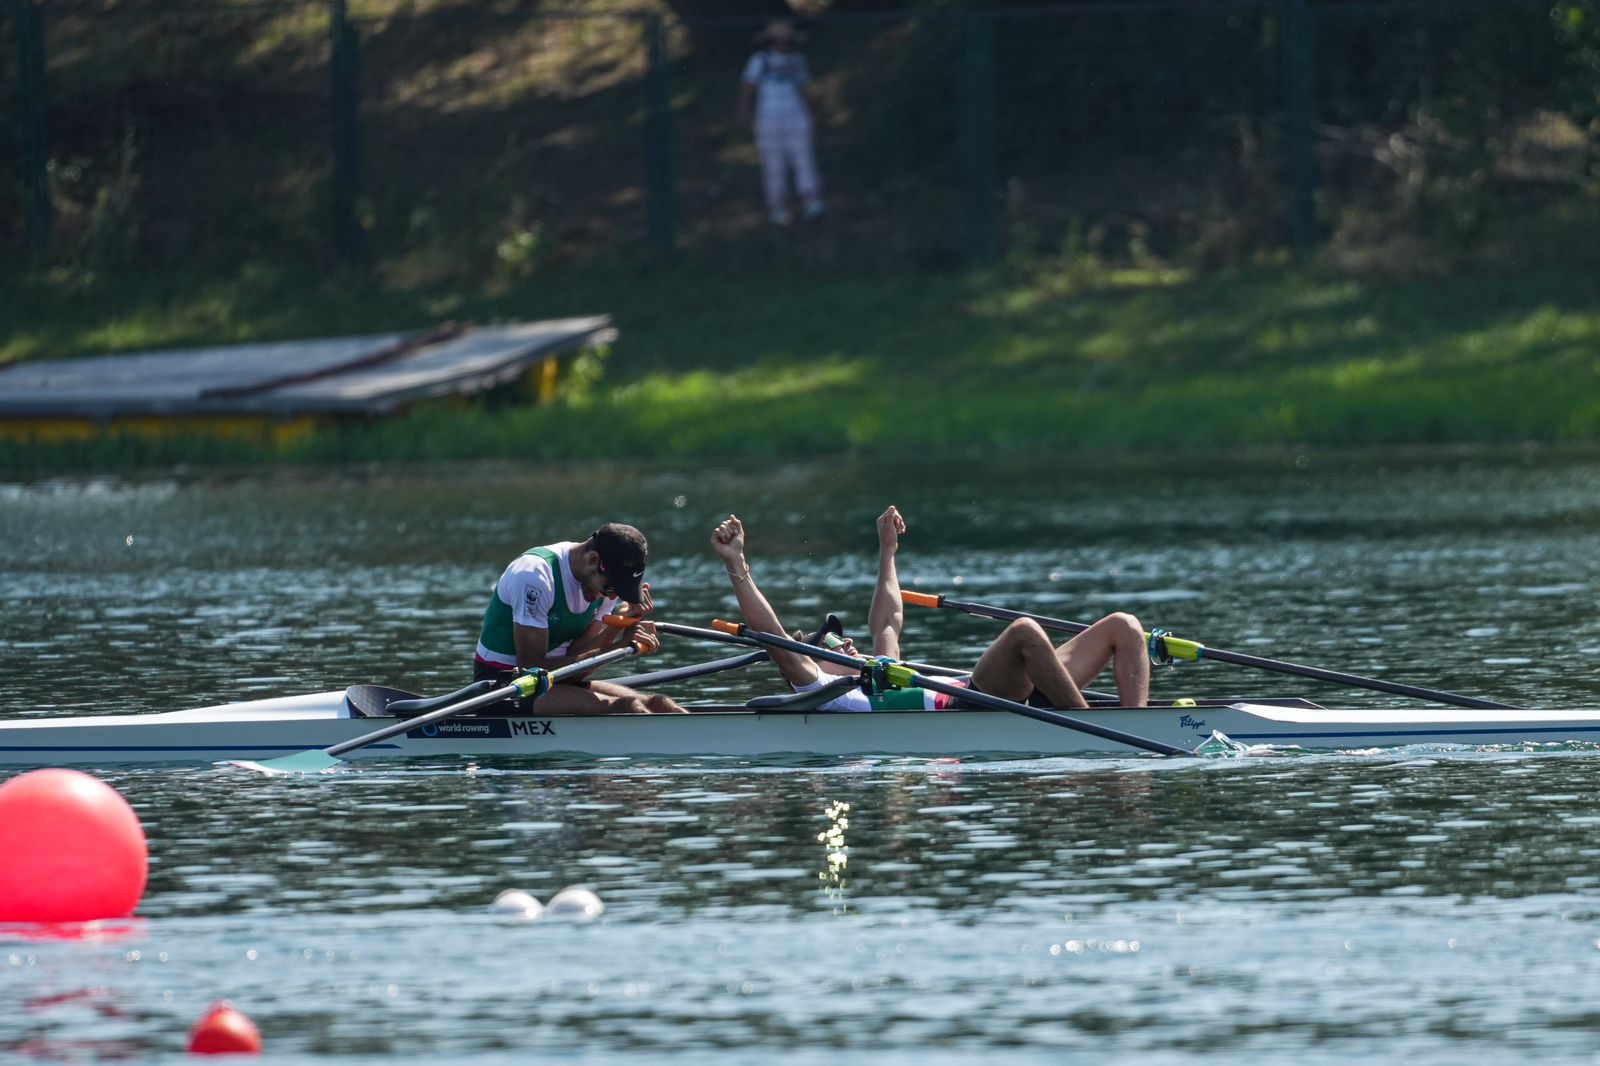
[1106,612,1144,646]
[1003,617,1051,648]
[644,694,686,715]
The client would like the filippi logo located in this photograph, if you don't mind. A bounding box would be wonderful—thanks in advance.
[1178,714,1208,732]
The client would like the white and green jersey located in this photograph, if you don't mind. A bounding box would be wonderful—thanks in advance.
[474,542,619,670]
[790,674,968,712]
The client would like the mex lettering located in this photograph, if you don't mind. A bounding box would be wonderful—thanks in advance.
[510,719,556,737]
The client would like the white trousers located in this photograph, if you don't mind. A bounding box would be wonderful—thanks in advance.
[755,116,822,215]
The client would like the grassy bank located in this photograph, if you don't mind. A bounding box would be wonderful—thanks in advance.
[3,256,1598,473]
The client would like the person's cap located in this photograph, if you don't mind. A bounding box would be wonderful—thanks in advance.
[590,523,649,603]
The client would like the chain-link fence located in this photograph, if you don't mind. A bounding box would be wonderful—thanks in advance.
[5,0,1597,272]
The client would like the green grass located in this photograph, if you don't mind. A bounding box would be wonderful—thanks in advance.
[3,255,1599,474]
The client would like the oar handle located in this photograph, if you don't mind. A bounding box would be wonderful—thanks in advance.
[904,590,1092,636]
[658,620,761,647]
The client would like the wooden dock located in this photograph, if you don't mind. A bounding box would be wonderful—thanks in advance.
[0,317,613,445]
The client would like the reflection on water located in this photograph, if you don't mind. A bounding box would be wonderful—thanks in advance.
[4,450,1600,1059]
[818,799,850,913]
[6,754,1600,1059]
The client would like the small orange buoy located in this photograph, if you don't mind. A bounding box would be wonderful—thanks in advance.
[187,1001,262,1055]
[0,768,148,923]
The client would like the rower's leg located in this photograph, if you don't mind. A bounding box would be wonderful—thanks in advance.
[587,680,687,715]
[472,670,684,715]
[524,684,616,715]
[524,682,664,716]
[640,693,688,714]
[970,619,1090,709]
[1055,612,1150,707]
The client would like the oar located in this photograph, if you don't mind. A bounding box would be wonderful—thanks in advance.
[903,591,1515,710]
[653,619,971,679]
[229,643,644,775]
[610,649,769,689]
[708,620,1195,757]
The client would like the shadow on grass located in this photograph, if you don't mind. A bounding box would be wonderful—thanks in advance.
[2,257,1598,474]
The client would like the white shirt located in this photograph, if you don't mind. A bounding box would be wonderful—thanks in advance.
[475,542,620,667]
[742,50,811,124]
[789,675,968,712]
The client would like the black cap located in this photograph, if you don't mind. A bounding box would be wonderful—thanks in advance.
[590,523,649,603]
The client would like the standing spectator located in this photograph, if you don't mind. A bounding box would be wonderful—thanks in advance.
[739,19,825,226]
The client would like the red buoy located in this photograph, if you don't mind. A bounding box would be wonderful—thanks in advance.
[0,768,148,923]
[188,1001,263,1055]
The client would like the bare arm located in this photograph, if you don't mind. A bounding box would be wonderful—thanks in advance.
[516,605,661,680]
[512,624,562,672]
[866,505,906,659]
[566,618,621,659]
[567,582,654,657]
[711,514,820,688]
[513,624,623,676]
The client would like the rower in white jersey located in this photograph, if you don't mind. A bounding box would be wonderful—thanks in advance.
[711,508,1154,711]
[474,523,685,715]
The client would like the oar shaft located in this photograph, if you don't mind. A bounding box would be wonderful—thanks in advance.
[1194,646,1511,708]
[657,620,763,648]
[909,592,1514,711]
[709,620,859,667]
[670,619,968,675]
[325,644,639,757]
[326,682,517,756]
[710,620,1188,757]
[901,670,1189,757]
[904,592,1091,637]
[663,619,967,678]
[610,650,769,689]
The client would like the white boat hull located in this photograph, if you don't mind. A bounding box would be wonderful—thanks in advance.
[4,691,1600,766]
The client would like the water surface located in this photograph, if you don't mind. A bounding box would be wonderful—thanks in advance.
[3,449,1600,1061]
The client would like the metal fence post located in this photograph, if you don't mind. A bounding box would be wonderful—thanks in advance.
[961,11,997,265]
[643,13,676,257]
[16,0,52,250]
[329,0,364,261]
[1282,0,1317,256]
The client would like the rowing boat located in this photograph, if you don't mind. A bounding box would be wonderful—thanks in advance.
[2,685,1598,766]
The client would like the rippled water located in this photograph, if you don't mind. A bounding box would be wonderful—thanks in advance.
[4,449,1600,1060]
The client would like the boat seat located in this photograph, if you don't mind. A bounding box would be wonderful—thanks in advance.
[746,677,861,714]
[344,684,423,718]
[344,681,505,719]
[386,680,503,718]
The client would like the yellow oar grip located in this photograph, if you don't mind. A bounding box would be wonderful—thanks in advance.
[1158,635,1204,661]
[901,591,942,608]
[884,663,917,687]
[512,669,550,698]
